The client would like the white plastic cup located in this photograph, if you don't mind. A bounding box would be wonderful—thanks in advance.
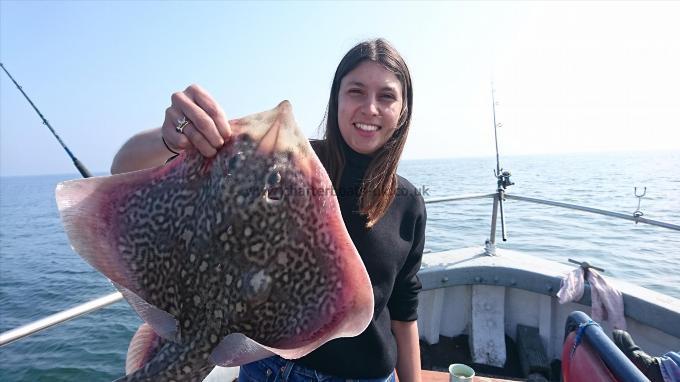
[448,363,475,382]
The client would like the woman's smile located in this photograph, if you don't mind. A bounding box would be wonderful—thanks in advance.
[354,122,381,135]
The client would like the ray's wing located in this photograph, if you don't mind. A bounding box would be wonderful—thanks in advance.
[56,158,189,338]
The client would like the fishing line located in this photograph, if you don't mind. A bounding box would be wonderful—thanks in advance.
[1,62,92,178]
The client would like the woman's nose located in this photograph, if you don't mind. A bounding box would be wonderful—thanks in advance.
[361,96,380,116]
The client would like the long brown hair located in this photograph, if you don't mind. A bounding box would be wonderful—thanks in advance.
[318,38,414,228]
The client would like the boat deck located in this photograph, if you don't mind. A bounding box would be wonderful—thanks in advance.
[421,370,521,381]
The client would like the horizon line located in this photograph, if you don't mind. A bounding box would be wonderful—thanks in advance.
[1,147,678,178]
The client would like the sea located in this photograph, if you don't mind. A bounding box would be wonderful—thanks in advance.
[1,150,679,381]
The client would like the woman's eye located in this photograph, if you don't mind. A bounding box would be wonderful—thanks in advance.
[381,93,396,100]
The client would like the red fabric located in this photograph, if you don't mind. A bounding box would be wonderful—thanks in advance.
[562,331,620,382]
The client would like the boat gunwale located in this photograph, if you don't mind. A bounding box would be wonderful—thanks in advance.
[418,246,680,339]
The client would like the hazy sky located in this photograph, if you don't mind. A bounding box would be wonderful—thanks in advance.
[1,1,679,176]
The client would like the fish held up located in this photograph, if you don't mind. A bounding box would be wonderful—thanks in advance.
[55,101,374,381]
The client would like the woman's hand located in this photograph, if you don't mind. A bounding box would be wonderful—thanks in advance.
[162,84,232,157]
[111,84,232,174]
[392,320,422,382]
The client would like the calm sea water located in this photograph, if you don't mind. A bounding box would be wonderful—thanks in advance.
[1,151,679,381]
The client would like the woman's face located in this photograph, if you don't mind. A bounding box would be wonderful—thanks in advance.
[337,60,404,156]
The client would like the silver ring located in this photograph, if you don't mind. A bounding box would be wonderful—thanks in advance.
[175,116,189,134]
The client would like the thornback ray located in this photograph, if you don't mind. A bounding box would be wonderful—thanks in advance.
[55,101,374,381]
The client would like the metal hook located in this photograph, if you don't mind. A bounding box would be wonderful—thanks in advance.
[633,187,646,223]
[568,258,605,273]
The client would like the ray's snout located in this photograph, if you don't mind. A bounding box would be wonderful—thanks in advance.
[244,100,316,179]
[255,100,294,156]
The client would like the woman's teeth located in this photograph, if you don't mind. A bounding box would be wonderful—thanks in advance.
[354,123,379,132]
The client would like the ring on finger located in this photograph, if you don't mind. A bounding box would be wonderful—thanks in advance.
[175,116,189,134]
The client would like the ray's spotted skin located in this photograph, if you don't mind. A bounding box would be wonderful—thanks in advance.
[55,101,373,382]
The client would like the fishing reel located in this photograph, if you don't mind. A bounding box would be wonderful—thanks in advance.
[494,168,514,191]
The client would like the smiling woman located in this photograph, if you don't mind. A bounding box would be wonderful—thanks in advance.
[292,38,424,382]
[317,39,414,230]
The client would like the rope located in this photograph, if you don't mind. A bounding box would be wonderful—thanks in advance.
[571,319,601,359]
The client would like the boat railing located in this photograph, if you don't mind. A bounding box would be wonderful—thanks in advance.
[0,293,124,347]
[1,192,678,347]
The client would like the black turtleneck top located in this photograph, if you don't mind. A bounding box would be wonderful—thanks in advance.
[295,140,427,378]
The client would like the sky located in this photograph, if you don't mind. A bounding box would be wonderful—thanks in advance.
[1,1,679,176]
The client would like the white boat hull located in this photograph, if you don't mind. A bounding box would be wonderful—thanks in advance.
[417,247,680,362]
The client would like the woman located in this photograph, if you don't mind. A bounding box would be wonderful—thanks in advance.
[111,38,426,382]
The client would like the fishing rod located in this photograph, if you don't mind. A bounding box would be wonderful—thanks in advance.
[490,85,513,242]
[1,62,92,178]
